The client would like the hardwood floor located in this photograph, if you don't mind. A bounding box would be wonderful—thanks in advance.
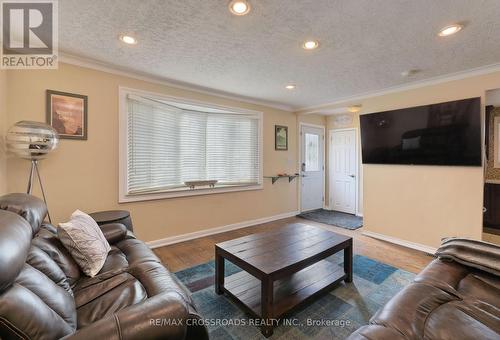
[153,217,433,274]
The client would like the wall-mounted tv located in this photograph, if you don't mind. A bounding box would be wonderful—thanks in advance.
[360,97,481,166]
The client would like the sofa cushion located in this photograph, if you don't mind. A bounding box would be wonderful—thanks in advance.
[16,263,77,329]
[0,283,75,339]
[0,211,32,291]
[71,235,197,328]
[425,302,500,340]
[58,210,111,277]
[0,210,77,339]
[75,272,148,328]
[371,281,458,339]
[65,292,192,340]
[32,231,82,287]
[27,245,74,295]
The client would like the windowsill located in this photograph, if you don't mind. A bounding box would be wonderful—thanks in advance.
[119,183,263,203]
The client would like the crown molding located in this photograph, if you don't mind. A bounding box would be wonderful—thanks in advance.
[58,52,295,112]
[59,52,500,115]
[298,62,500,114]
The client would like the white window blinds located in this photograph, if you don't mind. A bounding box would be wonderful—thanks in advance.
[126,94,261,195]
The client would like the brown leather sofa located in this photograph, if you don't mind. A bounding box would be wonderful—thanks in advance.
[348,239,500,340]
[0,193,208,340]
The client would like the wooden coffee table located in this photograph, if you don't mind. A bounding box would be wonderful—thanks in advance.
[215,223,353,337]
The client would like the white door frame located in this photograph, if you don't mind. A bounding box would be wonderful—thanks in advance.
[329,128,359,215]
[299,122,326,212]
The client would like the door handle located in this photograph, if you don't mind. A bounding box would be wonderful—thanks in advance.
[349,174,356,178]
[301,163,306,172]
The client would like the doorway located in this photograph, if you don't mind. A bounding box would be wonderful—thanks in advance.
[300,124,325,212]
[483,89,500,245]
[329,128,358,214]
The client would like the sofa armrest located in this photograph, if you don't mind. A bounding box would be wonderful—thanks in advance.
[64,291,195,340]
[100,223,128,244]
[436,237,500,276]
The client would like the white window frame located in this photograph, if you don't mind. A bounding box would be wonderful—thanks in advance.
[118,87,263,203]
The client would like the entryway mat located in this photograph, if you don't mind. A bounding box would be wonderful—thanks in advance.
[298,209,363,230]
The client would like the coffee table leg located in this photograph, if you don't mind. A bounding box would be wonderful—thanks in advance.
[215,249,224,295]
[261,278,274,337]
[344,240,353,283]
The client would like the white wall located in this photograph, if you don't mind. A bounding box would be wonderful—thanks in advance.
[486,88,500,106]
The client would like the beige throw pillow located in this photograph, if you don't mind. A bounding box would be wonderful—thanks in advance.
[58,210,111,277]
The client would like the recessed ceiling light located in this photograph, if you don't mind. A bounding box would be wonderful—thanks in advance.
[229,0,251,16]
[285,84,296,90]
[348,105,362,113]
[119,34,138,45]
[438,24,463,37]
[302,40,319,50]
[401,69,421,77]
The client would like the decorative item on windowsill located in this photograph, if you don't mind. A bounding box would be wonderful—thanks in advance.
[6,121,59,223]
[184,180,218,190]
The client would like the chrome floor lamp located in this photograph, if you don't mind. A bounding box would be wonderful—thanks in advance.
[7,121,59,223]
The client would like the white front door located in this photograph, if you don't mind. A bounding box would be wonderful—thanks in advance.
[300,125,324,212]
[330,129,357,214]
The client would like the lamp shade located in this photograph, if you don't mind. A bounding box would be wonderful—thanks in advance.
[6,121,59,160]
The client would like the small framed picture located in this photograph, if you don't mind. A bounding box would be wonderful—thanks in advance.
[46,90,88,140]
[275,125,288,151]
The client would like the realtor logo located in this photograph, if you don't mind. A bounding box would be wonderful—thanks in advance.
[1,0,58,69]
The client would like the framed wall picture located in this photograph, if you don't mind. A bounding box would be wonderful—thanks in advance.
[275,125,288,151]
[46,90,88,140]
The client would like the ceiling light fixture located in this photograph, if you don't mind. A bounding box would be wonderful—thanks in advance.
[348,105,362,113]
[438,24,463,37]
[302,40,319,50]
[285,84,296,90]
[401,69,421,77]
[119,34,138,45]
[229,0,251,16]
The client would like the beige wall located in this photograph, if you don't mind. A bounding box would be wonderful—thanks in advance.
[6,63,298,242]
[5,61,500,249]
[297,113,326,128]
[0,70,7,195]
[305,71,500,248]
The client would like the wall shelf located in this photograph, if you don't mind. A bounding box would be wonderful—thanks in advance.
[264,174,300,184]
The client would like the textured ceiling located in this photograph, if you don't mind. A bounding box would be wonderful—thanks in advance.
[59,0,500,110]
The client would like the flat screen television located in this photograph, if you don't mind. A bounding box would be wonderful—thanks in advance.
[360,97,481,166]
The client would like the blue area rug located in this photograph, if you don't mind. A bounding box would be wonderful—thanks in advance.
[297,209,363,230]
[174,253,414,339]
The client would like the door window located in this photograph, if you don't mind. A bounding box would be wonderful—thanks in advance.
[305,133,319,171]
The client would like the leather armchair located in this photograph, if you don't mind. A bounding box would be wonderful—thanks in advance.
[0,193,208,340]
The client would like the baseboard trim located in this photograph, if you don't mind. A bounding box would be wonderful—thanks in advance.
[362,231,437,255]
[147,210,300,248]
